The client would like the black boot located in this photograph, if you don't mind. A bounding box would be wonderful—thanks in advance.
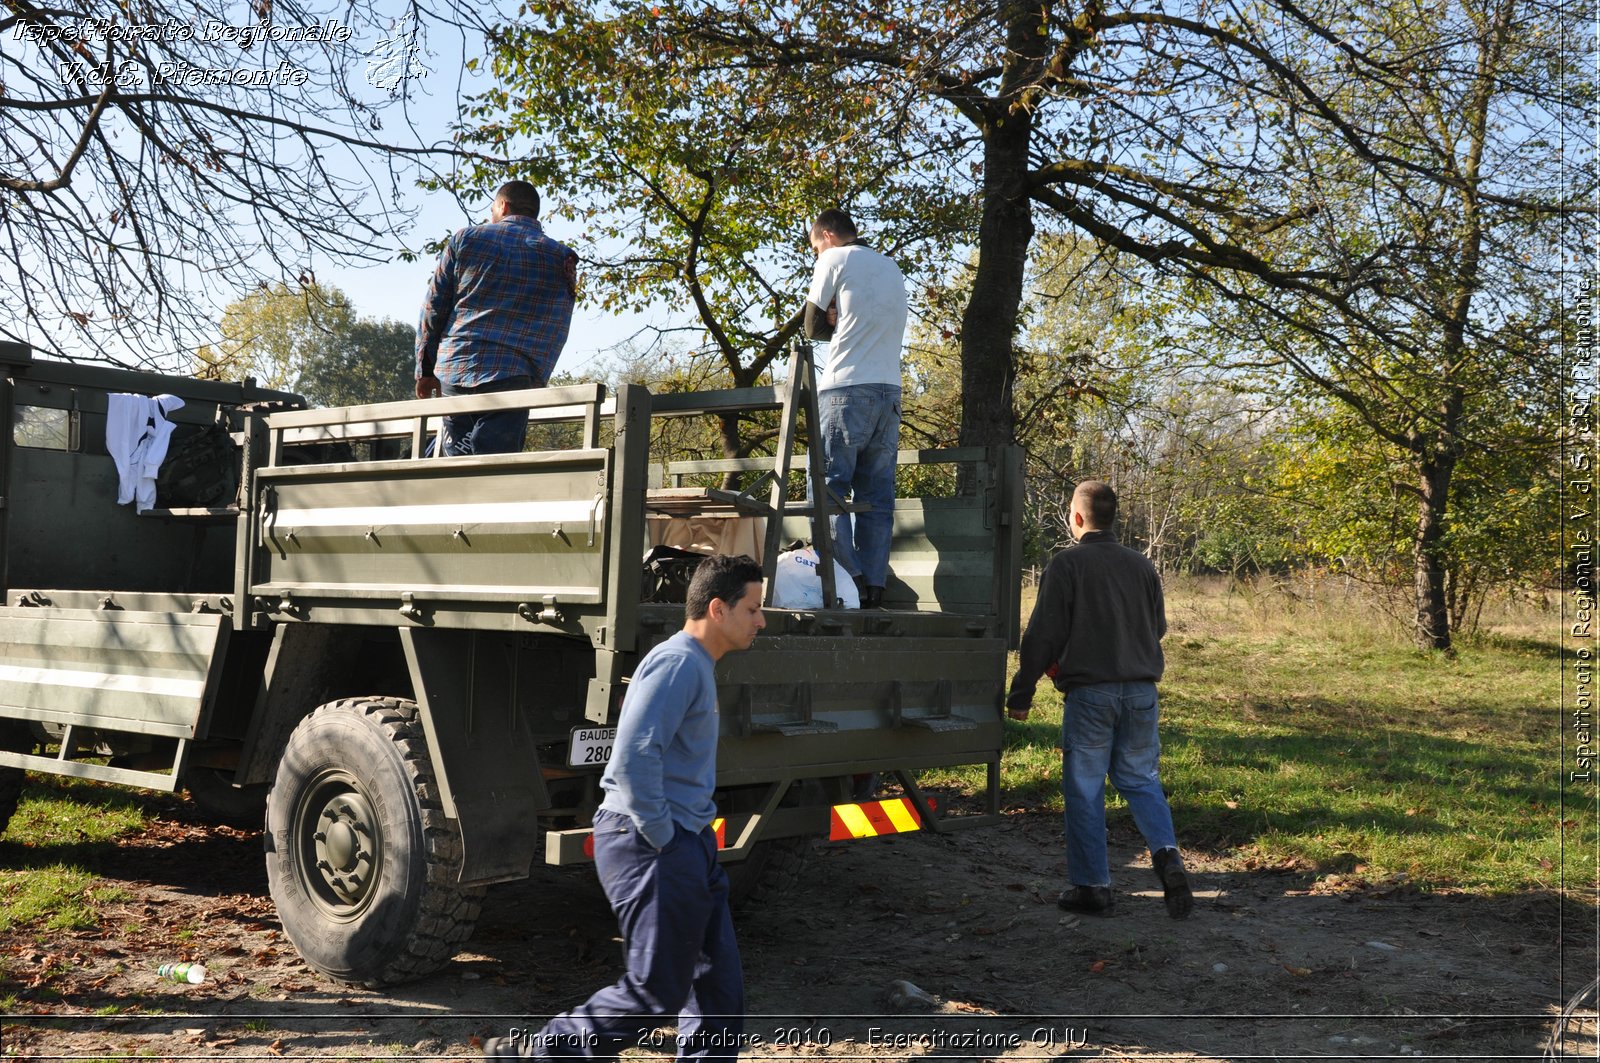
[1152,847,1194,919]
[861,585,884,609]
[1057,885,1115,916]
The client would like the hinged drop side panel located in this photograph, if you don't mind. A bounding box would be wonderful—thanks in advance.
[0,607,230,789]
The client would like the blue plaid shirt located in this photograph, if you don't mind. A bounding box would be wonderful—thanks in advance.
[415,215,578,389]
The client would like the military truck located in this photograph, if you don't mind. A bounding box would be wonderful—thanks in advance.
[0,341,1022,987]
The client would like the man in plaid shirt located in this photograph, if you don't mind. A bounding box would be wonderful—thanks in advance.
[415,181,578,455]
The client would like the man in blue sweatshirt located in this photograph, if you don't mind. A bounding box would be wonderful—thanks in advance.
[484,553,766,1061]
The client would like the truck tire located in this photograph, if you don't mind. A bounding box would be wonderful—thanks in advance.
[265,697,484,987]
[0,721,36,838]
[726,836,810,908]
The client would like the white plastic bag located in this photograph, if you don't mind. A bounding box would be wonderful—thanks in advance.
[771,547,860,609]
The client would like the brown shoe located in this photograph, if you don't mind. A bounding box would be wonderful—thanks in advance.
[1152,847,1194,919]
[1057,885,1115,916]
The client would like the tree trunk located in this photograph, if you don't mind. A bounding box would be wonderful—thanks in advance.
[718,412,743,490]
[957,124,1032,450]
[1413,453,1456,651]
[957,1,1047,451]
[1406,0,1499,652]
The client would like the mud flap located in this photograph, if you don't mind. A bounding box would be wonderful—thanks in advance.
[399,627,549,886]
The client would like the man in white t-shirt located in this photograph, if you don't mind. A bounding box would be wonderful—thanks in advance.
[803,208,908,609]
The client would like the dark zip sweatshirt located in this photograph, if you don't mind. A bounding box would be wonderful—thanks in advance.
[1008,530,1166,707]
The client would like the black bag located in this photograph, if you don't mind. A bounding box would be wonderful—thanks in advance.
[641,545,709,603]
[156,421,239,508]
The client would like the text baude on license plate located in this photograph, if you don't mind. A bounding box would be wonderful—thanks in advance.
[568,726,616,767]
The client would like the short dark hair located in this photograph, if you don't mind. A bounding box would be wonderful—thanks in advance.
[811,208,858,241]
[1074,480,1118,529]
[495,180,541,218]
[684,554,764,619]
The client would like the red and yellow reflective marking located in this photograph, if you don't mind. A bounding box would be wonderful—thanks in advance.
[828,797,935,841]
[581,817,727,859]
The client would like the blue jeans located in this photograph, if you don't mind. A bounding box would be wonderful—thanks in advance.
[531,809,744,1060]
[1060,682,1179,887]
[429,374,533,456]
[814,384,900,587]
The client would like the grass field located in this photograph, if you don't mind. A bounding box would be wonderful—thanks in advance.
[0,777,143,936]
[0,576,1585,941]
[926,575,1586,896]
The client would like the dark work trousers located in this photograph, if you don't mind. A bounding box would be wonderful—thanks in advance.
[425,374,534,457]
[531,807,745,1060]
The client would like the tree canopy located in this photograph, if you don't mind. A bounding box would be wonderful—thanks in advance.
[1176,0,1585,647]
[457,0,1587,648]
[196,281,412,407]
[466,0,1582,437]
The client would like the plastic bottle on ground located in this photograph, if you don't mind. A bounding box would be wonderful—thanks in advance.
[157,962,207,984]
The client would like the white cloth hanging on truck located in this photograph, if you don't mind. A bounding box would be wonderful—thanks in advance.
[106,392,184,513]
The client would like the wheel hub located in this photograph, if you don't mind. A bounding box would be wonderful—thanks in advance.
[300,781,381,912]
[324,817,358,870]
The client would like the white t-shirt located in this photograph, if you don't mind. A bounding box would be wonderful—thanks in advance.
[805,243,907,391]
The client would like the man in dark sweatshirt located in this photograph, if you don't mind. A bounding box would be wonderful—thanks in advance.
[1005,480,1194,920]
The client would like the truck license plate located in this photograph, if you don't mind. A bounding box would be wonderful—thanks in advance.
[567,726,616,768]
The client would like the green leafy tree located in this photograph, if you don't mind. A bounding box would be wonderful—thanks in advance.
[466,0,1577,451]
[1262,394,1562,635]
[909,234,1284,571]
[196,283,355,391]
[460,0,1582,646]
[295,319,416,408]
[1189,0,1585,649]
[199,282,415,409]
[456,6,966,461]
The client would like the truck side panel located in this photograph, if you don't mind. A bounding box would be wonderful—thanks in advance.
[0,607,229,739]
[1,355,299,600]
[777,446,1024,638]
[7,379,240,594]
[250,452,611,634]
[713,635,1005,783]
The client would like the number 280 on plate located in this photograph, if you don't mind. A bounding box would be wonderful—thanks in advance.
[568,726,616,768]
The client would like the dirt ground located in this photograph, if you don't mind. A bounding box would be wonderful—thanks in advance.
[0,792,1593,1063]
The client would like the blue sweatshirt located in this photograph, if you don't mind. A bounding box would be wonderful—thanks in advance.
[598,631,720,848]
